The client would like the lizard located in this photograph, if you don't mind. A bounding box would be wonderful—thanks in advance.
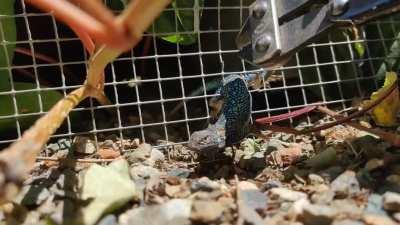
[187,71,265,151]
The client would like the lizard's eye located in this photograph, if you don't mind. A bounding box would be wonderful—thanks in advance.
[199,136,211,144]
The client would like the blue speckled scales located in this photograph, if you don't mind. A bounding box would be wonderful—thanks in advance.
[219,75,251,146]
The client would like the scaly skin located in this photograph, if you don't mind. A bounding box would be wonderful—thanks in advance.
[187,73,255,151]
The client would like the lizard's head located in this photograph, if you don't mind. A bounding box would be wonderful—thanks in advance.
[243,70,267,90]
[187,126,225,152]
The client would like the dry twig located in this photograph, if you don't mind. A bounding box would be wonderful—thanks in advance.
[260,79,397,136]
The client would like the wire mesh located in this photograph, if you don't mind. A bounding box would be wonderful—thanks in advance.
[0,0,397,149]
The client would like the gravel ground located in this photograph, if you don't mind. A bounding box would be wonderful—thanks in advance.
[2,121,400,225]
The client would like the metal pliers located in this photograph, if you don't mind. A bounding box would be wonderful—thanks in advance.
[236,0,400,69]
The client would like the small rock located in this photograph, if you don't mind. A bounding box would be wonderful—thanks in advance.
[393,212,400,222]
[49,201,67,224]
[0,211,4,221]
[131,138,141,147]
[98,148,120,159]
[126,144,165,166]
[300,204,337,225]
[365,158,384,171]
[330,170,360,198]
[269,188,307,202]
[269,144,302,167]
[98,215,117,225]
[260,180,282,192]
[362,214,397,225]
[386,175,400,184]
[308,174,325,185]
[190,200,224,223]
[165,184,191,198]
[130,165,161,180]
[73,136,96,154]
[311,190,334,205]
[119,199,192,225]
[288,198,310,220]
[331,199,363,218]
[218,196,235,210]
[46,143,60,152]
[332,219,364,225]
[57,138,72,150]
[383,192,400,212]
[52,149,69,159]
[237,181,267,210]
[311,184,330,193]
[364,194,387,216]
[302,143,314,152]
[23,211,41,225]
[166,176,181,185]
[281,134,294,142]
[237,181,266,225]
[193,189,223,200]
[101,140,117,150]
[149,148,165,164]
[167,168,191,178]
[126,143,152,163]
[37,196,56,215]
[191,177,220,192]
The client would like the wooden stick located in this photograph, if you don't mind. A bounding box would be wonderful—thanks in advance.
[317,106,400,147]
[0,86,87,203]
[298,80,397,134]
[36,156,118,163]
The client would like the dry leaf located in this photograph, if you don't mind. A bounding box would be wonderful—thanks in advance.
[97,148,121,159]
[366,72,400,127]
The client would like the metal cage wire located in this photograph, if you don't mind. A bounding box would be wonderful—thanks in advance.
[0,0,396,148]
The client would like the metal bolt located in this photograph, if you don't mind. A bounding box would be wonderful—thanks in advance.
[252,1,268,19]
[331,0,349,16]
[255,35,271,52]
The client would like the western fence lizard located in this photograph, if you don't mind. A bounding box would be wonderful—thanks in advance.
[187,72,263,151]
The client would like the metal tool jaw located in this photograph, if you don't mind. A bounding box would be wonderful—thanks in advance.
[236,0,400,69]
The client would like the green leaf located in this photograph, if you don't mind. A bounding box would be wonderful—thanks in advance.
[0,1,65,132]
[375,31,400,80]
[0,83,64,131]
[354,42,365,59]
[105,0,203,45]
[80,159,137,225]
[152,0,204,45]
[365,14,400,82]
[342,27,365,59]
[0,0,16,91]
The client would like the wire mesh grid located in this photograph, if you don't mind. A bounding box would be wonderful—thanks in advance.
[0,0,397,149]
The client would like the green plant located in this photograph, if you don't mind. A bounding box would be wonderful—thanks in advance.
[107,0,204,45]
[0,0,63,132]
